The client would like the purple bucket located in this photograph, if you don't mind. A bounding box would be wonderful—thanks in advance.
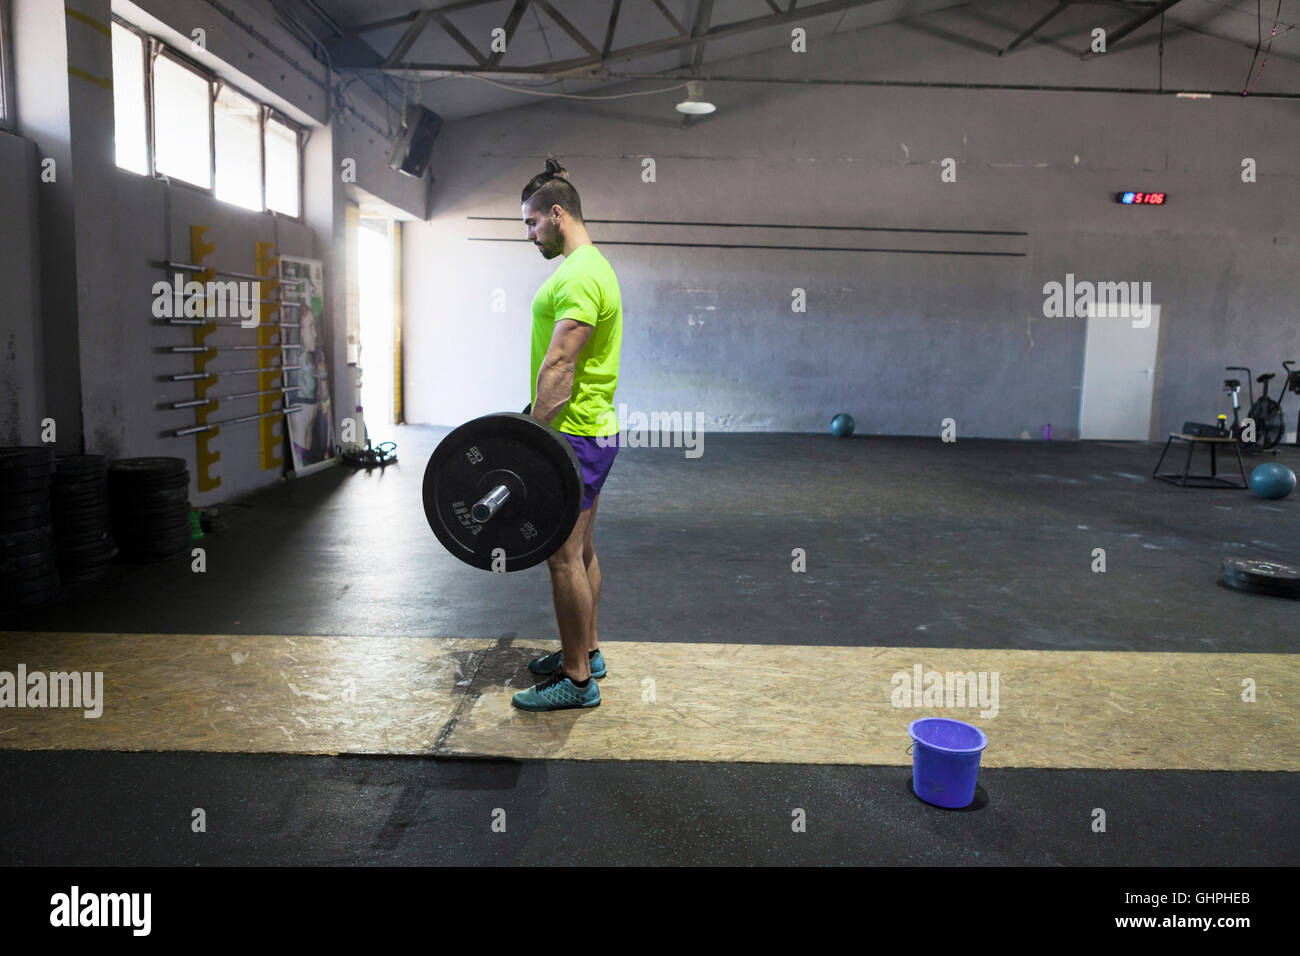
[908,717,989,809]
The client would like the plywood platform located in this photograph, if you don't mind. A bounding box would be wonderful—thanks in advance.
[0,632,1294,770]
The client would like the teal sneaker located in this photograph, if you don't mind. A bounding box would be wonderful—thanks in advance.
[528,648,606,679]
[511,672,601,711]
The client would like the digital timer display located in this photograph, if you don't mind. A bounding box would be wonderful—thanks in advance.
[1117,191,1167,205]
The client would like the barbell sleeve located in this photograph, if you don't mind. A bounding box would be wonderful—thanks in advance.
[472,484,510,523]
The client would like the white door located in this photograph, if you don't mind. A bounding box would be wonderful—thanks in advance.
[1079,303,1161,440]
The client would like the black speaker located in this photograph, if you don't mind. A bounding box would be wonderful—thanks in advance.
[387,104,442,178]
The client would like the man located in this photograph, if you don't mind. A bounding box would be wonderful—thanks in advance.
[511,160,623,712]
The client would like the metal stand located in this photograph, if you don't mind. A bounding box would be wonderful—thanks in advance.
[1153,433,1248,489]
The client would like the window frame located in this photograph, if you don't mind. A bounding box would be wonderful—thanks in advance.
[263,106,305,220]
[149,44,214,191]
[0,0,16,131]
[110,14,304,222]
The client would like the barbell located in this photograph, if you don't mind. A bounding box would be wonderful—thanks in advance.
[421,411,583,571]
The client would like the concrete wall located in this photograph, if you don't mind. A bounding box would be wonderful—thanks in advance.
[402,5,1300,438]
[0,130,43,445]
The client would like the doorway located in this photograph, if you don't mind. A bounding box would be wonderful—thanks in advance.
[358,217,397,438]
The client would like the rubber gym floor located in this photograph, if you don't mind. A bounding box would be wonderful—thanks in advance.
[1,426,1296,866]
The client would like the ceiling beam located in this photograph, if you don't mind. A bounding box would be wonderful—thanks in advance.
[690,0,715,72]
[601,0,622,58]
[534,0,602,59]
[649,0,688,37]
[340,0,896,77]
[483,0,532,69]
[383,7,434,68]
[999,1,1072,56]
[1081,0,1185,59]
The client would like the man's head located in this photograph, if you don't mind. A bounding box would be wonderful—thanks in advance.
[522,160,583,260]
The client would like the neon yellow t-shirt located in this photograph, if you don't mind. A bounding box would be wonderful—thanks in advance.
[530,244,622,436]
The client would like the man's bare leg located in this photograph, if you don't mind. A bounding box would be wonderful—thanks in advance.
[584,495,600,654]
[546,505,597,682]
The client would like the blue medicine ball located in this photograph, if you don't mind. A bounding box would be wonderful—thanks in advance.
[830,413,855,438]
[1249,462,1296,500]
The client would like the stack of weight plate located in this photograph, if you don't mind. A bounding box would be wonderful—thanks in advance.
[1221,558,1300,599]
[52,455,117,584]
[108,457,193,562]
[0,446,60,608]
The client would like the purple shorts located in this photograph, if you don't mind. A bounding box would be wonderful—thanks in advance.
[560,432,619,510]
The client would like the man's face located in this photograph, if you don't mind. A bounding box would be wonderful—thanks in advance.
[523,202,562,260]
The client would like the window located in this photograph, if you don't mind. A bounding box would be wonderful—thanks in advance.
[0,0,14,130]
[111,23,148,175]
[109,18,304,219]
[152,53,211,188]
[214,84,261,210]
[264,115,300,217]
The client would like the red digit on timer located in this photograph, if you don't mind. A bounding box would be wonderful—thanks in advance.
[1133,193,1145,203]
[1151,193,1165,204]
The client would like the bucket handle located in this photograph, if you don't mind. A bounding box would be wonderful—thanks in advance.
[905,743,913,756]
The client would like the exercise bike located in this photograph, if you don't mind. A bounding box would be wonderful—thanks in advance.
[1215,363,1296,451]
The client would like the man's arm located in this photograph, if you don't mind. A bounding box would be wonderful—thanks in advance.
[532,318,593,423]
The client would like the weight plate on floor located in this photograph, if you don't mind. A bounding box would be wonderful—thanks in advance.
[1,525,53,549]
[0,447,55,471]
[0,502,51,520]
[54,476,108,493]
[3,546,58,569]
[0,476,53,494]
[55,454,106,474]
[422,412,582,572]
[108,457,187,476]
[6,489,50,507]
[0,516,51,534]
[1221,558,1300,598]
[0,567,60,592]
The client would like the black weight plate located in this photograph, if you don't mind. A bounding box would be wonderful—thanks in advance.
[57,530,114,550]
[53,511,112,528]
[109,477,190,490]
[0,516,51,534]
[0,502,51,520]
[52,490,108,504]
[55,524,113,541]
[5,489,50,507]
[115,547,189,564]
[55,454,106,473]
[0,461,55,477]
[3,547,58,570]
[63,566,112,586]
[0,477,53,494]
[3,588,60,608]
[120,502,192,519]
[108,456,187,476]
[2,537,58,561]
[54,483,108,494]
[1221,558,1300,594]
[0,447,55,470]
[9,557,60,581]
[422,413,582,572]
[0,567,60,592]
[0,525,54,546]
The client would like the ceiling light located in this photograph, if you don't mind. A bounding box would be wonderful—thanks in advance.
[675,81,716,115]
